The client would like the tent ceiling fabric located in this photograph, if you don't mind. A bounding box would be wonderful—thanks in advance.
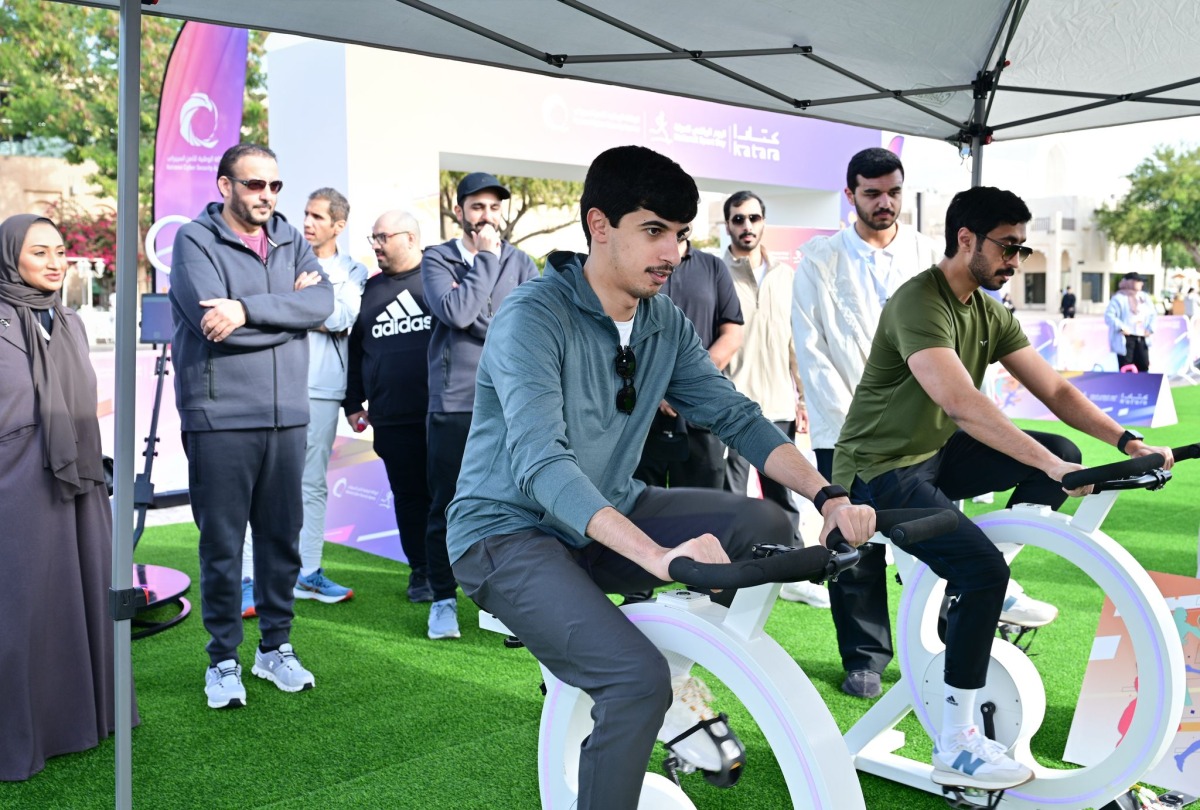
[76,0,1200,140]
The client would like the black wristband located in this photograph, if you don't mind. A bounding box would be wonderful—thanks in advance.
[813,484,849,514]
[1117,429,1143,455]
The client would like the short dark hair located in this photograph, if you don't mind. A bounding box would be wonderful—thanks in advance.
[943,186,1032,257]
[309,187,350,223]
[723,190,765,222]
[217,143,277,186]
[846,148,905,192]
[579,146,698,247]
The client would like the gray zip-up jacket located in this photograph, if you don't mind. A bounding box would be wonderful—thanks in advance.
[169,203,334,431]
[421,239,539,413]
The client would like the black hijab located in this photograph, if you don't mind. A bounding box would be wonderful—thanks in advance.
[0,214,104,500]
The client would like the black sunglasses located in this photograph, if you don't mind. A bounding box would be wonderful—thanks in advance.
[229,177,284,194]
[615,345,637,414]
[729,213,763,226]
[979,234,1032,262]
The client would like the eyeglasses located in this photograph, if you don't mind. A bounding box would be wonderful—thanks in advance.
[729,214,763,226]
[228,177,284,194]
[614,345,637,414]
[367,231,411,247]
[979,234,1033,262]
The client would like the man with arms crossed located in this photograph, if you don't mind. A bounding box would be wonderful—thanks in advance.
[447,145,876,810]
[170,143,333,708]
[832,185,1173,788]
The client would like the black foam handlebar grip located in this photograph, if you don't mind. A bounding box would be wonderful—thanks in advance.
[667,545,834,591]
[1061,453,1165,490]
[1173,443,1200,463]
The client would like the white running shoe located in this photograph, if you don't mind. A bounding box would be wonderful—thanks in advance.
[932,726,1033,789]
[658,675,739,774]
[205,659,246,709]
[999,579,1058,627]
[779,580,832,608]
[252,643,315,693]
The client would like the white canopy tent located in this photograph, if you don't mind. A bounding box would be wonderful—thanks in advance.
[52,1,1199,807]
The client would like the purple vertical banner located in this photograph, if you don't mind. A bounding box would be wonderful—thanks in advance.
[149,23,249,292]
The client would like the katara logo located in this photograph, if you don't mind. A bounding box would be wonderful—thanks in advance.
[179,92,219,148]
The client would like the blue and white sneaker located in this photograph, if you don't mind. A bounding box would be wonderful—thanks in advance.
[932,726,1033,789]
[428,597,461,640]
[241,577,256,619]
[294,568,354,604]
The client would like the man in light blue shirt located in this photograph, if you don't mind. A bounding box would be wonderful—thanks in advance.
[447,145,876,810]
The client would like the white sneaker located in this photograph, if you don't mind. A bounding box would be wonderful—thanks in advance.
[971,492,995,504]
[779,580,832,608]
[932,726,1033,789]
[204,659,246,709]
[999,580,1057,627]
[251,643,315,693]
[658,675,738,774]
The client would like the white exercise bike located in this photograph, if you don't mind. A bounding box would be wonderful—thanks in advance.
[845,445,1198,810]
[529,509,958,810]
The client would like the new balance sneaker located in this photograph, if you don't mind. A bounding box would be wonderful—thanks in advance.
[932,726,1034,789]
[241,577,256,619]
[251,643,315,693]
[999,580,1057,627]
[428,597,461,640]
[205,659,246,709]
[407,568,434,603]
[294,568,354,604]
[779,580,832,608]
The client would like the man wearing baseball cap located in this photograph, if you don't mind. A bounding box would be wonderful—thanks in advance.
[419,171,539,640]
[1105,270,1156,372]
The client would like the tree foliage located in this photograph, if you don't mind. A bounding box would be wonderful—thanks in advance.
[1094,145,1200,269]
[439,170,582,249]
[0,1,268,272]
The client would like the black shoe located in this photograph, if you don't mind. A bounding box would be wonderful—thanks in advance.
[841,670,882,699]
[407,569,434,603]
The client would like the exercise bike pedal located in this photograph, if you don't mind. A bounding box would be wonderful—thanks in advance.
[940,783,1009,810]
[997,621,1038,653]
[661,712,746,788]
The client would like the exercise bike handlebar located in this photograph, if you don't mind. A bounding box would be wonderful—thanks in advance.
[1058,443,1199,493]
[666,508,958,592]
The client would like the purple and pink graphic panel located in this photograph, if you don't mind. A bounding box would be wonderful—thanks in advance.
[990,369,1176,427]
[151,22,249,291]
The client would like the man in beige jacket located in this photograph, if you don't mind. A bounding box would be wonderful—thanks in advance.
[722,190,829,607]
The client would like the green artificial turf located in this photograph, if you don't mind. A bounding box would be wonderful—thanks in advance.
[2,387,1197,809]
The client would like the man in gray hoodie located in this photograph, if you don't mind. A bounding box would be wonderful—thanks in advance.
[169,143,333,710]
[419,172,539,641]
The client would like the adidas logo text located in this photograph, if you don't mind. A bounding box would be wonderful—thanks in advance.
[373,289,431,338]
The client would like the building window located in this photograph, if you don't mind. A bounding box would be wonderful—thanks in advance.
[1081,272,1103,302]
[1024,272,1046,305]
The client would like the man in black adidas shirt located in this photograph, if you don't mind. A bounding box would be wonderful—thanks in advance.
[344,209,434,602]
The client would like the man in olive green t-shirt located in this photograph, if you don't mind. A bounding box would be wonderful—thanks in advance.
[832,186,1175,791]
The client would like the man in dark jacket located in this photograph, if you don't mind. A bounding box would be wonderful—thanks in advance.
[343,209,434,602]
[169,143,333,710]
[420,172,539,640]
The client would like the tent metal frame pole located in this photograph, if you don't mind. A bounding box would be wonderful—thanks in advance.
[113,0,141,808]
[971,90,985,187]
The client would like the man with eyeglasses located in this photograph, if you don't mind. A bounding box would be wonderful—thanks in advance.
[420,171,539,640]
[343,210,435,603]
[445,145,877,810]
[239,188,367,617]
[792,149,1055,701]
[832,185,1174,790]
[169,143,333,710]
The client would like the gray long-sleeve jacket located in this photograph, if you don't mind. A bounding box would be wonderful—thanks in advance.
[420,239,539,413]
[169,203,333,431]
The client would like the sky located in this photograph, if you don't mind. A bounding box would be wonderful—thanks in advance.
[895,116,1200,203]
